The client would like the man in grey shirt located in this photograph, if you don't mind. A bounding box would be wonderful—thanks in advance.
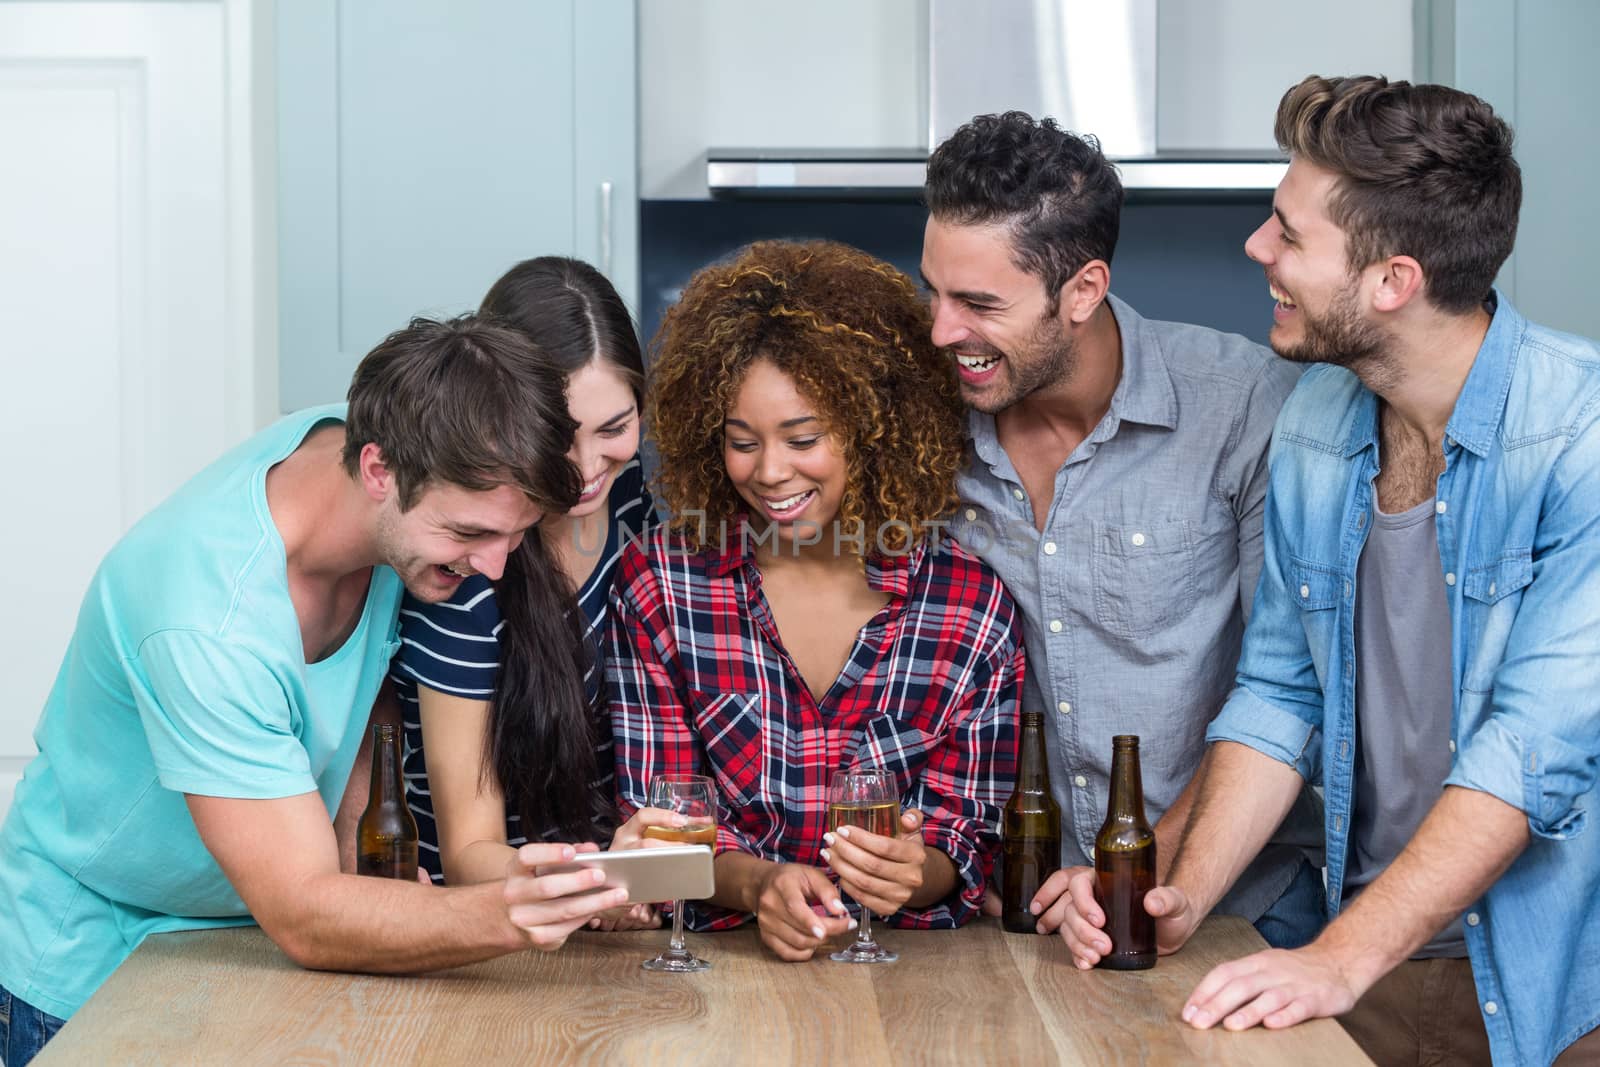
[919,111,1323,949]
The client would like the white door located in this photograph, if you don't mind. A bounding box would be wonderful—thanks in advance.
[0,3,264,818]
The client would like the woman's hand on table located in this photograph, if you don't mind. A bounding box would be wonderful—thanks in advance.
[753,863,855,961]
[822,808,928,916]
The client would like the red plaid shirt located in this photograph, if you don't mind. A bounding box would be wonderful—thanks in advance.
[607,522,1023,930]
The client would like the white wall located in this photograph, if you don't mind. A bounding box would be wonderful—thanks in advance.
[638,0,926,198]
[1158,0,1414,150]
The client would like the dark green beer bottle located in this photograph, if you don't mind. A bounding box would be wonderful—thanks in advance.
[1093,734,1156,969]
[356,722,419,879]
[1002,711,1062,932]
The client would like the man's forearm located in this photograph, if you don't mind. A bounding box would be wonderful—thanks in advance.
[275,875,525,973]
[1316,786,1528,991]
[1166,741,1304,916]
[1152,772,1203,882]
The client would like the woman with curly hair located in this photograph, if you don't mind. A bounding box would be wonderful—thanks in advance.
[609,240,1025,962]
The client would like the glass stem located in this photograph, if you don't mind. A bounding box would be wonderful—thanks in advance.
[858,903,874,946]
[669,898,687,954]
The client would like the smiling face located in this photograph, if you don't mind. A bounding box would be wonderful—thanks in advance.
[375,479,544,602]
[921,217,1077,413]
[1244,158,1386,368]
[722,359,848,549]
[562,361,639,520]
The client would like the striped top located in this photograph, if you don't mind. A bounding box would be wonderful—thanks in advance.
[389,458,653,882]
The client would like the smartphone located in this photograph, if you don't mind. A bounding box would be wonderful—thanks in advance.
[547,845,715,904]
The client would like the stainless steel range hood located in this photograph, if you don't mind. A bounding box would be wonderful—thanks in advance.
[706,0,1287,198]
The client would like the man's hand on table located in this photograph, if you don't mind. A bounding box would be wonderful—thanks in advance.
[821,808,928,916]
[1181,941,1362,1031]
[1028,868,1203,969]
[503,842,629,951]
[754,863,856,961]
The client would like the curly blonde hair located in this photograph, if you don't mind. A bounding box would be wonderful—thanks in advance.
[647,240,964,554]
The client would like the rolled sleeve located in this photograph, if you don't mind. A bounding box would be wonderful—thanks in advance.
[1206,684,1322,781]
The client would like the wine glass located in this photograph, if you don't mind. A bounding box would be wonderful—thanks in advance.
[641,773,717,973]
[827,768,901,964]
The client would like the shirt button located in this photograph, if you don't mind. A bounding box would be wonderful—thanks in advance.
[1073,775,1088,788]
[1012,488,1025,501]
[1436,500,1448,514]
[1445,572,1457,586]
[1300,584,1311,599]
[1357,511,1367,529]
[1043,541,1057,555]
[1131,532,1147,547]
[1489,582,1496,597]
[1344,580,1352,598]
[965,508,977,521]
[1449,739,1457,753]
[1466,912,1481,926]
[1483,1001,1498,1016]
[1049,619,1063,633]
[1057,701,1072,715]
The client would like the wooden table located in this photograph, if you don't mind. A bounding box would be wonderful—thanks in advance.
[38,917,1371,1065]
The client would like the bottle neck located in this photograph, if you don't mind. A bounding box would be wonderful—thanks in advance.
[1017,713,1051,791]
[369,724,403,805]
[1107,739,1146,822]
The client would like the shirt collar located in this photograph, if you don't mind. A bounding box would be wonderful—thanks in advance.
[1104,293,1180,432]
[1444,290,1522,459]
[706,514,922,600]
[1338,289,1521,459]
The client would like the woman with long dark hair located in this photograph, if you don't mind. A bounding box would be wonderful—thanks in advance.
[389,258,659,918]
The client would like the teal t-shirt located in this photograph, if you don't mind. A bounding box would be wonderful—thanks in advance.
[0,405,403,1018]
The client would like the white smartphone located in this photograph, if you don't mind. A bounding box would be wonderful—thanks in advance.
[547,845,715,905]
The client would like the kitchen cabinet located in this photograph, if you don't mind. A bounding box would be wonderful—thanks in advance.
[276,0,637,410]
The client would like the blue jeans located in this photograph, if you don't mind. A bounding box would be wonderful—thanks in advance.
[1252,857,1326,950]
[0,983,65,1067]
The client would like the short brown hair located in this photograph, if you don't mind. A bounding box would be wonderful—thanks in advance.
[1275,75,1521,313]
[647,240,964,553]
[342,315,580,511]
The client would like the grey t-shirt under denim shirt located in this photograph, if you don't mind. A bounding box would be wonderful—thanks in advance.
[950,294,1323,924]
[1346,497,1465,957]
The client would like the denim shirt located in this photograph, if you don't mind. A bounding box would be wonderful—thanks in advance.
[1208,293,1600,1065]
[952,294,1322,924]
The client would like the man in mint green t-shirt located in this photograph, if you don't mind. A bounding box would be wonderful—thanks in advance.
[0,317,637,1064]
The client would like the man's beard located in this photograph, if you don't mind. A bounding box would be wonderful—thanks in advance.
[1274,278,1390,377]
[963,315,1078,414]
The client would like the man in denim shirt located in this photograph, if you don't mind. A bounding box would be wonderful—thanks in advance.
[920,112,1324,951]
[1112,77,1600,1065]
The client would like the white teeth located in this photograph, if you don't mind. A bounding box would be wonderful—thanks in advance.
[764,490,812,512]
[956,352,1001,371]
[580,473,605,496]
[443,563,473,578]
[1269,284,1297,308]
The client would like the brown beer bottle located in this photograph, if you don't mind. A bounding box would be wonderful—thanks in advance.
[356,722,419,878]
[1093,734,1156,969]
[1002,711,1062,932]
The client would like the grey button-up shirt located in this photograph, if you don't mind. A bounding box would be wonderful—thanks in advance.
[951,294,1321,921]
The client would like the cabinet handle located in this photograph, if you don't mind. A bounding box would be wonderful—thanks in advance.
[598,180,613,278]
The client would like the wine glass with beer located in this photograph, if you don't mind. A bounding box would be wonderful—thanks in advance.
[827,767,901,964]
[641,773,717,973]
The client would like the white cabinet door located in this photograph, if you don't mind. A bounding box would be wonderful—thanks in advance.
[276,0,638,410]
[0,3,260,819]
